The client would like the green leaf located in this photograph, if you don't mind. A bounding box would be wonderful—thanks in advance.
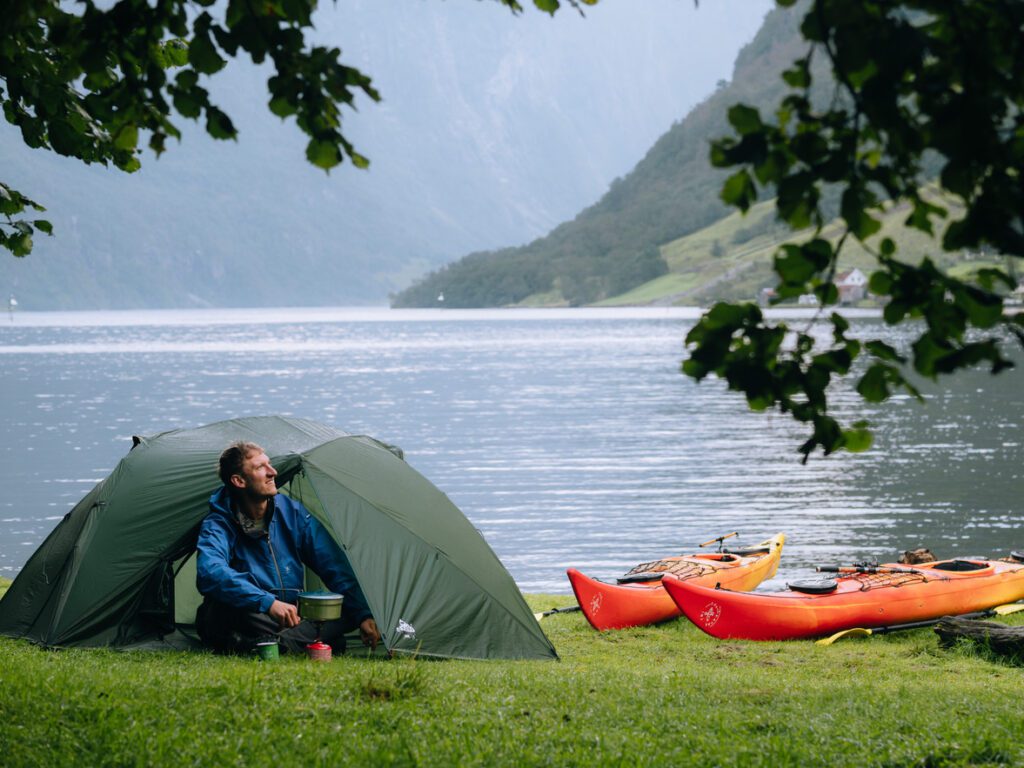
[774,245,817,285]
[953,285,1004,329]
[868,269,892,296]
[173,90,203,119]
[306,139,341,170]
[205,107,236,140]
[47,120,84,157]
[33,219,53,235]
[842,425,873,453]
[113,123,138,151]
[188,32,226,75]
[281,0,315,26]
[10,232,33,257]
[812,349,852,375]
[681,358,708,380]
[857,364,892,403]
[782,59,811,89]
[728,105,763,136]
[865,340,902,363]
[176,70,199,90]
[269,96,296,118]
[813,282,839,306]
[704,301,758,330]
[841,186,882,240]
[0,188,19,216]
[830,312,850,337]
[721,171,756,211]
[159,39,190,68]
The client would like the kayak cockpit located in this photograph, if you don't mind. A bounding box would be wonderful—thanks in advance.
[929,559,990,572]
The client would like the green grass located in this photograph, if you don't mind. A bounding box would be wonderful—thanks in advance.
[2,581,1023,767]
[594,273,699,306]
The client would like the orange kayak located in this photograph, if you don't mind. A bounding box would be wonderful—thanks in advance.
[663,557,1024,641]
[567,533,785,631]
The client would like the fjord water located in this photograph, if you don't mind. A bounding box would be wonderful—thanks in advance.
[0,307,1020,592]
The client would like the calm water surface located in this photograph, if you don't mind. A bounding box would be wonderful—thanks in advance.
[1,307,1020,592]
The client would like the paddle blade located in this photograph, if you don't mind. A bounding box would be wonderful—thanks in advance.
[815,627,873,646]
[535,605,581,621]
[992,602,1024,616]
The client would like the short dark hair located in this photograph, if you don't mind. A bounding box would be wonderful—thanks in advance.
[218,441,263,486]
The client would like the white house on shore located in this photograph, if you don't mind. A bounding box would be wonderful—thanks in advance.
[836,268,868,304]
[757,267,870,306]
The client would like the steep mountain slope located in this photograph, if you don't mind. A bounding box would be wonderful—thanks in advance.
[0,1,770,310]
[391,4,807,308]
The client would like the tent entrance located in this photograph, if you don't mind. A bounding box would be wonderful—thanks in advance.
[166,482,327,630]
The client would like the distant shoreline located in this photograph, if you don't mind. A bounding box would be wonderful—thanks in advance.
[1,304,885,329]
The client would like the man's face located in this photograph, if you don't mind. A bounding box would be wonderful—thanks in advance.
[233,451,278,499]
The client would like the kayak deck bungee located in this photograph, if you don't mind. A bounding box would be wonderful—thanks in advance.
[566,533,785,631]
[662,557,1024,641]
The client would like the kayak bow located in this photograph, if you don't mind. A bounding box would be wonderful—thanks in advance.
[567,533,785,631]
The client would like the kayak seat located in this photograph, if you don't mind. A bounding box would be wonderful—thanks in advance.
[931,559,988,572]
[694,553,740,563]
[788,579,838,594]
[723,546,771,556]
[616,572,663,584]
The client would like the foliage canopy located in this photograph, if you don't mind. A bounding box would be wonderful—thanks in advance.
[685,0,1024,460]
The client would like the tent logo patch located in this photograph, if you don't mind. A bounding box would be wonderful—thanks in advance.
[395,619,416,639]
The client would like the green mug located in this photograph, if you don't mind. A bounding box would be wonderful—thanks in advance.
[256,640,279,661]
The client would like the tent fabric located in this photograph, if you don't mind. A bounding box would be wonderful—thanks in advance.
[0,416,557,661]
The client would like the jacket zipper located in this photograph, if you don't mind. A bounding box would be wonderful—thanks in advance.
[265,518,287,601]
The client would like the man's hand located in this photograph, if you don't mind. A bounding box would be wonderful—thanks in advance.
[360,618,381,649]
[268,599,300,629]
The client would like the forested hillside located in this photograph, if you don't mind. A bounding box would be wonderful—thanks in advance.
[391,5,809,308]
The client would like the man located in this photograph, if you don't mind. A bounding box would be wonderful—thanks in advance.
[196,441,381,654]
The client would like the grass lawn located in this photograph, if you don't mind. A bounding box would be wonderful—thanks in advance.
[1,581,1022,767]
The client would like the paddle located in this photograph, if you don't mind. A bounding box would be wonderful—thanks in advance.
[699,532,738,552]
[816,564,923,575]
[533,605,581,621]
[815,602,1024,645]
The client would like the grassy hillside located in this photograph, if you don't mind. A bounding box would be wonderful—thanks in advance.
[593,190,999,308]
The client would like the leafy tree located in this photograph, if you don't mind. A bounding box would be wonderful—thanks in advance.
[685,0,1024,461]
[0,0,592,258]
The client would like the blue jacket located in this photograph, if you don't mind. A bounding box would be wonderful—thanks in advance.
[196,487,371,625]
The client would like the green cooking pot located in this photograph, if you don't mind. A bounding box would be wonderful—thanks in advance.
[297,590,344,622]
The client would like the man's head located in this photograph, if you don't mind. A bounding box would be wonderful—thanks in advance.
[219,441,278,500]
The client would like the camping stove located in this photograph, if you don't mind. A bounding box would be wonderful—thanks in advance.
[297,591,343,661]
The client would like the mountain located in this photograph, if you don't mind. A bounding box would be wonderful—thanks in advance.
[391,3,810,308]
[0,0,772,310]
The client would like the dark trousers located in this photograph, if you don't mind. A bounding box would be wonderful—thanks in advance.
[196,599,349,655]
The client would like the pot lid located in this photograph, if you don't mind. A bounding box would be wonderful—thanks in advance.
[297,590,343,601]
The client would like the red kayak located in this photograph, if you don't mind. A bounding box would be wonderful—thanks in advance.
[662,557,1024,641]
[566,533,785,631]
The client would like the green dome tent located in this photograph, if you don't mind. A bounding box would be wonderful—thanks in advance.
[0,416,558,661]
